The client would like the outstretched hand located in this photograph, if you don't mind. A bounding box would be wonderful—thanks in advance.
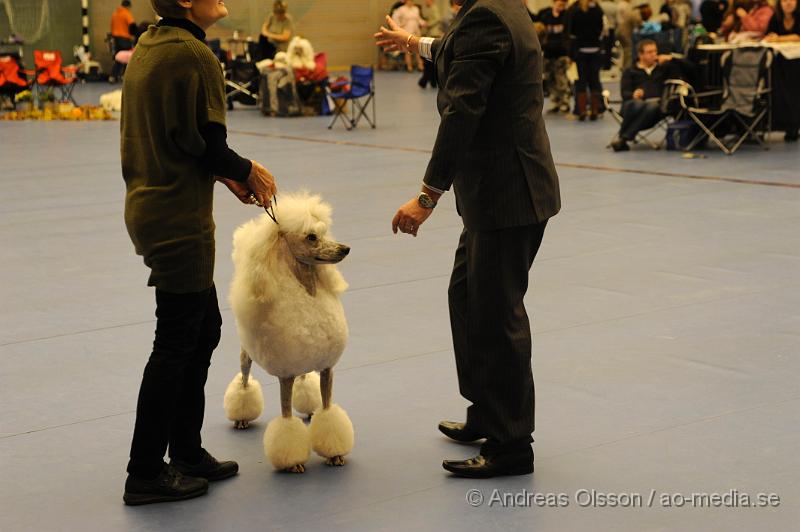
[374,15,410,53]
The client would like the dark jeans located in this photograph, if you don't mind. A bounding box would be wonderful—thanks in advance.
[111,37,132,79]
[574,50,603,93]
[419,59,437,88]
[448,222,547,456]
[619,99,663,141]
[127,284,222,479]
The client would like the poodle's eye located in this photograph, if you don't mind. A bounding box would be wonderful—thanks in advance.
[306,234,317,242]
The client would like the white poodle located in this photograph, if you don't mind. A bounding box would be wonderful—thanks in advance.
[286,36,316,70]
[223,192,354,473]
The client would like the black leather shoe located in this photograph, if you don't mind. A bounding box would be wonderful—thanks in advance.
[123,464,208,506]
[171,449,239,481]
[611,138,630,152]
[438,420,485,442]
[442,452,534,479]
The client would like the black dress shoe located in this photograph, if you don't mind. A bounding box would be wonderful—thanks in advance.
[438,420,484,443]
[170,449,239,481]
[442,451,534,479]
[123,464,208,506]
[611,138,630,152]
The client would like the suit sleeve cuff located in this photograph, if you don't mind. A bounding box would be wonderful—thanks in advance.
[419,37,435,61]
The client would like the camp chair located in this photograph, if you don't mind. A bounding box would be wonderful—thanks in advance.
[602,80,685,150]
[675,47,772,155]
[33,50,78,105]
[327,65,375,130]
[0,53,30,109]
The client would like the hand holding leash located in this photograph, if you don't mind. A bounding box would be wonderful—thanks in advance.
[247,160,277,207]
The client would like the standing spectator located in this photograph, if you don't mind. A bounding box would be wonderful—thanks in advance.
[617,0,643,69]
[419,0,444,88]
[110,0,136,82]
[121,0,277,506]
[700,0,729,33]
[441,0,463,33]
[537,0,572,113]
[721,0,774,41]
[568,0,605,120]
[393,0,426,72]
[260,0,295,60]
[764,0,800,141]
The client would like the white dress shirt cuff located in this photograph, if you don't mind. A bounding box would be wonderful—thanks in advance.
[418,37,435,61]
[423,182,446,195]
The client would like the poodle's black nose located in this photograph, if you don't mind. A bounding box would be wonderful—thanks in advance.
[340,246,350,256]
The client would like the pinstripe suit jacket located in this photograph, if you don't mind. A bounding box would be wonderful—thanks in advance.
[425,0,561,231]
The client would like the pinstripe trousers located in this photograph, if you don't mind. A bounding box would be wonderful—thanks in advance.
[448,221,547,456]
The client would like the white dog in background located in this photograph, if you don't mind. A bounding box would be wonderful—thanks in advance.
[258,36,315,73]
[223,192,354,473]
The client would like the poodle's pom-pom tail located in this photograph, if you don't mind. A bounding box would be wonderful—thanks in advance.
[292,372,322,416]
[223,373,264,425]
[263,416,311,469]
[309,404,354,459]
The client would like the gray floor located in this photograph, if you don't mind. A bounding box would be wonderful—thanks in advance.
[1,72,799,531]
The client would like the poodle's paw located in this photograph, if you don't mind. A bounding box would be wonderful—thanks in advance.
[263,415,311,470]
[325,455,346,467]
[309,403,354,460]
[223,373,264,428]
[292,372,322,416]
[284,463,306,474]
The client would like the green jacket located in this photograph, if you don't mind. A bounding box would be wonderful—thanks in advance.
[121,24,227,293]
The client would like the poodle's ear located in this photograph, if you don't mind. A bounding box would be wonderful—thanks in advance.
[317,264,348,295]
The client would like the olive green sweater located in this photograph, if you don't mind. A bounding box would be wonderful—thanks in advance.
[121,24,227,293]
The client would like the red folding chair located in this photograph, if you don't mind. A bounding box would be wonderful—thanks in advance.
[0,54,30,109]
[34,50,78,104]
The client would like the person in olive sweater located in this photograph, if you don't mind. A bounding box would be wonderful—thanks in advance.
[121,0,276,506]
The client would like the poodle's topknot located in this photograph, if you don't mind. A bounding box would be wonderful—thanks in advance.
[274,190,332,236]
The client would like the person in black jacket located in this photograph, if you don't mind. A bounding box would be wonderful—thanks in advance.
[568,0,605,120]
[537,0,572,113]
[375,0,560,479]
[611,39,677,151]
[700,0,729,32]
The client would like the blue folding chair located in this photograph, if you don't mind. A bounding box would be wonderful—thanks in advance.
[327,65,376,130]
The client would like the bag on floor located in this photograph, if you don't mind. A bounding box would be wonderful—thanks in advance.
[666,120,701,151]
[259,68,300,117]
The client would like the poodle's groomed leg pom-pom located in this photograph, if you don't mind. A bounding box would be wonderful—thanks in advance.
[263,416,311,472]
[309,404,354,466]
[223,373,264,429]
[292,372,322,418]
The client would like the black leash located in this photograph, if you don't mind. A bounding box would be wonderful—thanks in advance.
[248,193,278,225]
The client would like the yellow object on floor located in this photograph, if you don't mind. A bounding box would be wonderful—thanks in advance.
[0,104,114,121]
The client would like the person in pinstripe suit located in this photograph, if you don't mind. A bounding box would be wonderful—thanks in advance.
[376,0,561,478]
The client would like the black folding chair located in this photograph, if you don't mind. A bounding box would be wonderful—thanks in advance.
[676,47,772,155]
[327,65,376,130]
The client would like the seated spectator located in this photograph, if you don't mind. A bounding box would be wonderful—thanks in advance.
[260,1,295,60]
[764,0,800,141]
[611,39,677,152]
[764,0,800,43]
[721,0,774,41]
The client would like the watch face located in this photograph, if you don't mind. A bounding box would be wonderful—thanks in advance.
[419,193,436,208]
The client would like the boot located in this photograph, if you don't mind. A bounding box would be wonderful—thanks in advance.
[576,91,588,121]
[589,91,603,121]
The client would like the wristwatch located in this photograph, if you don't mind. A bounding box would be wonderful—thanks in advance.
[418,192,437,209]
